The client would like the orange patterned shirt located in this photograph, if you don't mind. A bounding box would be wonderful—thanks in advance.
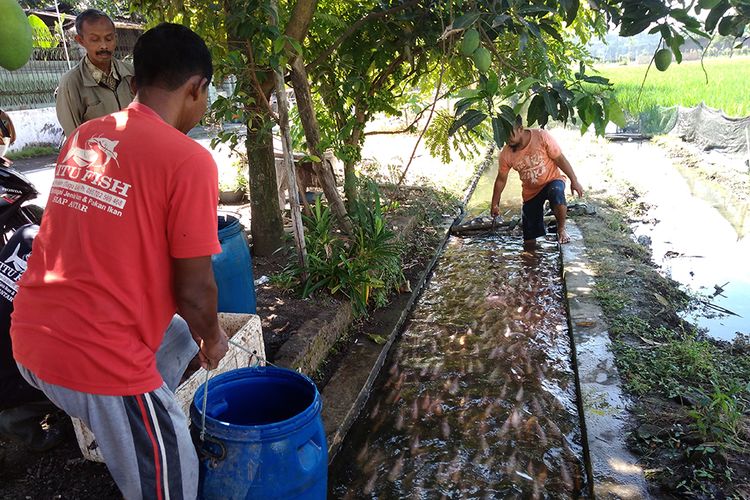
[499,129,567,201]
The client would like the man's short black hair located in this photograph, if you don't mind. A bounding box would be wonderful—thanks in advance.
[514,115,523,129]
[133,23,213,91]
[75,9,114,35]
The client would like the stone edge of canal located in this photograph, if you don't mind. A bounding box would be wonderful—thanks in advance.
[562,221,650,499]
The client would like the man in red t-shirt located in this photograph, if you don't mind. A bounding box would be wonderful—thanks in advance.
[491,115,584,248]
[11,24,228,498]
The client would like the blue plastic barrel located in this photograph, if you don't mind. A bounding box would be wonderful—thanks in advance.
[211,214,256,313]
[191,367,328,499]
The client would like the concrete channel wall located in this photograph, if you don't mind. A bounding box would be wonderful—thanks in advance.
[562,222,650,499]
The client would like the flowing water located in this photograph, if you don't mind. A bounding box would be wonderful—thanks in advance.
[329,236,586,498]
[604,142,750,340]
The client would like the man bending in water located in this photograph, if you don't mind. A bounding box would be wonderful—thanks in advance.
[490,116,583,248]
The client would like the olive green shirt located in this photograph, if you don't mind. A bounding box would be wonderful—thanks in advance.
[55,56,135,137]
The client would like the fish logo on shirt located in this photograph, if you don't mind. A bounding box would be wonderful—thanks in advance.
[61,132,121,170]
[4,243,29,273]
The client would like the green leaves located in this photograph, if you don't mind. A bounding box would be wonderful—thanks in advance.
[718,16,746,37]
[291,190,402,317]
[703,1,730,33]
[619,1,670,37]
[558,0,580,25]
[28,14,56,49]
[453,12,481,29]
[448,109,487,136]
[527,93,548,128]
[606,99,627,128]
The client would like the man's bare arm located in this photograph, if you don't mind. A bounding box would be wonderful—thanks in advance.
[553,153,584,198]
[490,167,509,216]
[172,256,228,369]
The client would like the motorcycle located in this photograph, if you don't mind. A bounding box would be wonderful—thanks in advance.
[0,155,44,244]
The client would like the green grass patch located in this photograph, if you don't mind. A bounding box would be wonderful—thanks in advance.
[597,56,750,118]
[5,144,59,160]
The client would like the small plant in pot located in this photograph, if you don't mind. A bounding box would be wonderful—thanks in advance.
[219,156,249,204]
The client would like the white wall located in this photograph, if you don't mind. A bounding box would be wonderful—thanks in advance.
[6,107,63,151]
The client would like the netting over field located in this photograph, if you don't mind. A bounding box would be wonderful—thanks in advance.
[673,103,750,153]
[618,103,750,154]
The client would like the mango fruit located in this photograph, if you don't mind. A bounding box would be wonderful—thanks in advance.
[654,48,672,72]
[461,29,480,56]
[0,0,33,70]
[472,46,491,73]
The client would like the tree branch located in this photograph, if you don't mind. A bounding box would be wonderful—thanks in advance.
[369,53,407,97]
[365,105,430,136]
[306,0,421,71]
[246,41,279,123]
[285,0,318,42]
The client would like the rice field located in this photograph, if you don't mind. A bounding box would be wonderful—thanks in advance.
[596,56,750,118]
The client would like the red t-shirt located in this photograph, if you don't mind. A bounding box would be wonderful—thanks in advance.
[499,129,567,202]
[11,102,221,395]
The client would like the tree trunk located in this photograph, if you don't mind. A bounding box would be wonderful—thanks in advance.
[222,1,284,257]
[343,109,367,207]
[245,106,285,257]
[260,0,319,98]
[289,56,353,234]
[271,0,307,272]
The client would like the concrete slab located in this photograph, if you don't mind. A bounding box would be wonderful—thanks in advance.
[274,301,354,374]
[561,222,650,499]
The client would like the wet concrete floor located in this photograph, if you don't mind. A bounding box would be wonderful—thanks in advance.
[329,236,587,498]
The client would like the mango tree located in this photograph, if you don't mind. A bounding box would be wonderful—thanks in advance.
[131,0,326,256]
[442,0,750,143]
[296,0,748,187]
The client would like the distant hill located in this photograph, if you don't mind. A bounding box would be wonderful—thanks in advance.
[587,30,749,64]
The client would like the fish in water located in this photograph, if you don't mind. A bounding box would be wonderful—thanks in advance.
[420,393,431,411]
[387,453,404,482]
[545,418,562,439]
[498,412,512,437]
[441,418,451,439]
[559,461,574,492]
[363,471,379,495]
[356,441,369,464]
[409,434,421,455]
[395,409,405,430]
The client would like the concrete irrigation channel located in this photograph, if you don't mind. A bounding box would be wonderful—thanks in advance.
[324,157,649,498]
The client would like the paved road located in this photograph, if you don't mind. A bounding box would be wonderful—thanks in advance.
[6,154,57,174]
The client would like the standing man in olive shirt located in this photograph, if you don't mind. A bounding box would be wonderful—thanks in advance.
[56,9,134,137]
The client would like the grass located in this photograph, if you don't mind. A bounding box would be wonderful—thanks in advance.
[5,144,59,160]
[597,56,750,118]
